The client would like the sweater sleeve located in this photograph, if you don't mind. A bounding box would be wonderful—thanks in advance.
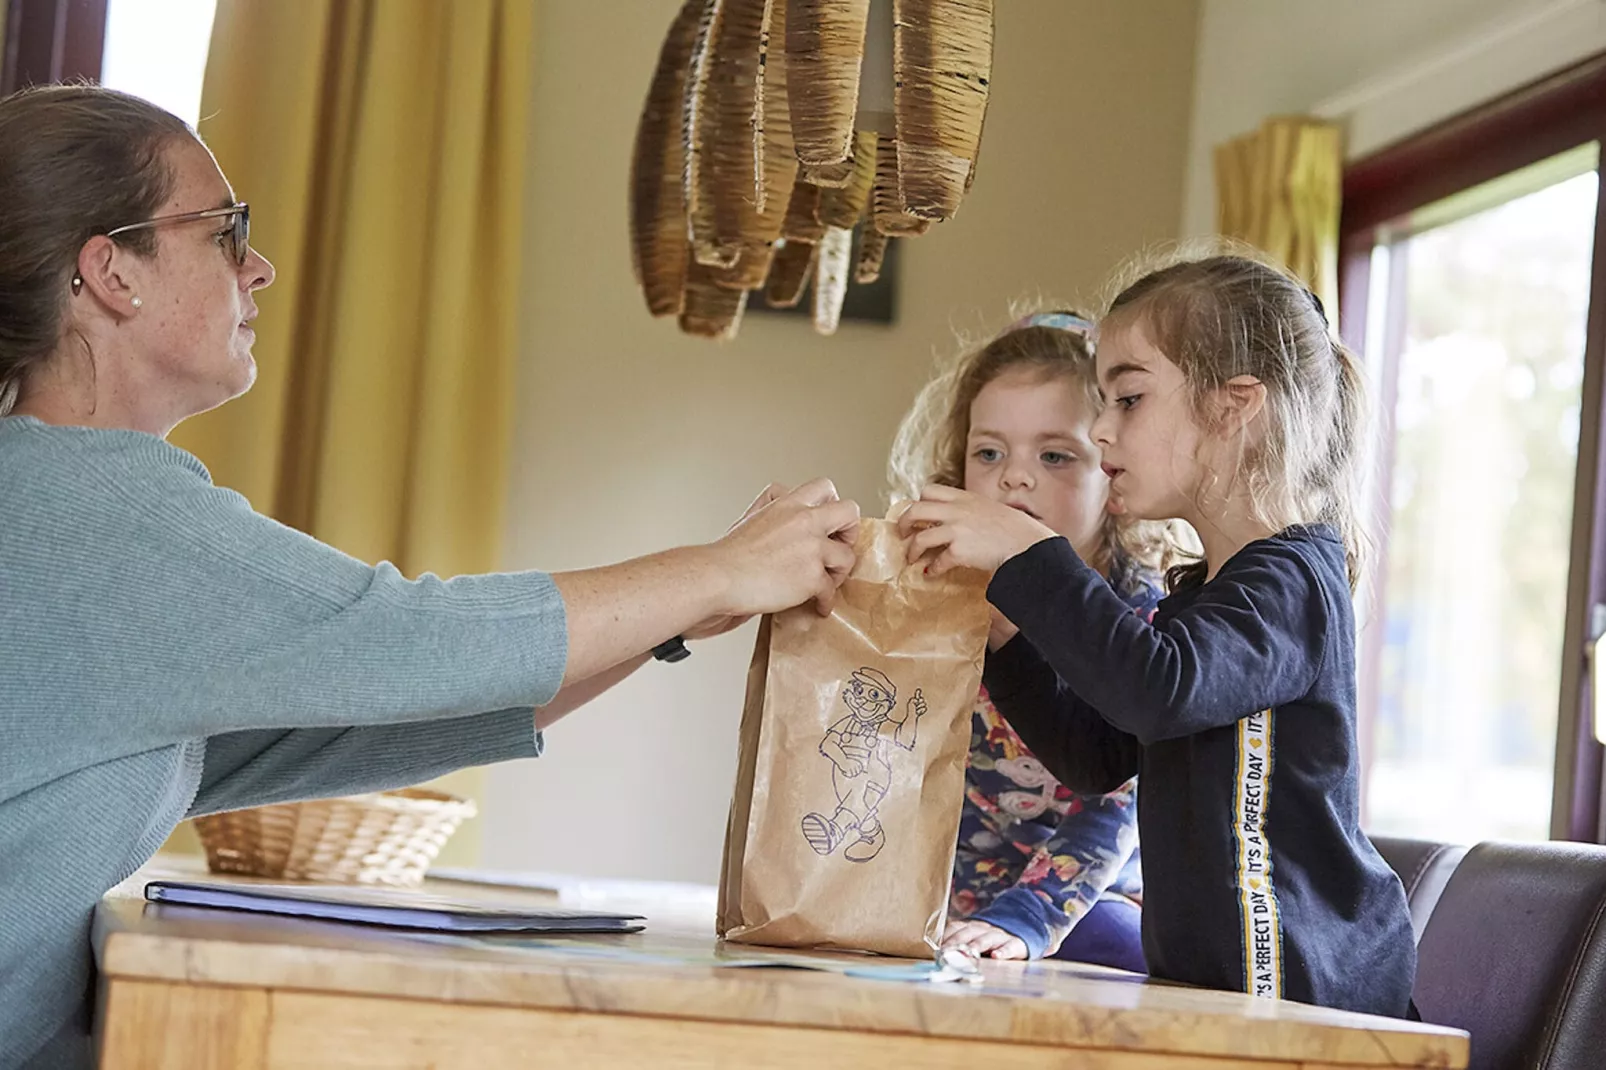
[987,537,1328,745]
[190,708,541,815]
[10,430,568,777]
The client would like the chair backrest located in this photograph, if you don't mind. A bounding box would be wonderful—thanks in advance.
[1374,836,1606,1070]
[1372,835,1469,942]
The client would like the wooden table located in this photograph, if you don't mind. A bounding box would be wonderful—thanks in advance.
[94,863,1468,1070]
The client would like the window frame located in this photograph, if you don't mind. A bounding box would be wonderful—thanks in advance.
[1,0,109,95]
[1340,51,1606,843]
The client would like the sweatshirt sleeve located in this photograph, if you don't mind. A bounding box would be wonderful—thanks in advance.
[12,431,568,773]
[986,537,1328,745]
[973,779,1140,957]
[982,636,1141,794]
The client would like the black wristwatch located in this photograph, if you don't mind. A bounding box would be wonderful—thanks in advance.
[652,635,691,663]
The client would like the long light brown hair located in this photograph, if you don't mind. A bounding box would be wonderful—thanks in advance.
[1101,248,1372,591]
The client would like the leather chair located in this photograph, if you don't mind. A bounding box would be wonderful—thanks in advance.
[1372,835,1606,1070]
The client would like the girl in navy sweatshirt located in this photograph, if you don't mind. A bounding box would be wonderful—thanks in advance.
[898,253,1416,1018]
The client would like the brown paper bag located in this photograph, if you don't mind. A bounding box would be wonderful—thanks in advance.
[717,516,990,957]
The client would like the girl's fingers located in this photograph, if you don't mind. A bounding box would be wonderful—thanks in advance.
[896,498,959,535]
[967,925,1019,957]
[906,524,954,563]
[990,937,1028,960]
[941,922,980,948]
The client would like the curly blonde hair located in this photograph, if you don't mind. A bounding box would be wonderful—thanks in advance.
[888,306,1183,584]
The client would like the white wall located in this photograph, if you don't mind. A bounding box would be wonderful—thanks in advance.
[1181,0,1606,236]
[480,0,1201,883]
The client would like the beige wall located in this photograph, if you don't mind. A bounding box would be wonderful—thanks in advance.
[479,0,1200,883]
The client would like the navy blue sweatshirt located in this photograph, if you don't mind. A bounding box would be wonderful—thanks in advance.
[982,526,1415,1017]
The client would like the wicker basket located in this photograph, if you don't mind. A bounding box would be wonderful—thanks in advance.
[193,788,477,887]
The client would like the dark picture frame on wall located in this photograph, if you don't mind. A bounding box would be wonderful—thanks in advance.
[744,229,900,326]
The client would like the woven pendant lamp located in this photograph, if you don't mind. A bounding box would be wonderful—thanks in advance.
[630,0,993,338]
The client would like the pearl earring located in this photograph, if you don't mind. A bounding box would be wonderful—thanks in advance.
[71,275,83,296]
[130,296,143,309]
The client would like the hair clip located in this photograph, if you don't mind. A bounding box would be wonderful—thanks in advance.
[1304,288,1328,325]
[1011,311,1095,335]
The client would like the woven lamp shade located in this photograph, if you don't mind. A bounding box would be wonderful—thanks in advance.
[628,0,993,338]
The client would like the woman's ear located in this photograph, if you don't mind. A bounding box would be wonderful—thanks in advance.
[75,236,144,315]
[1213,374,1267,437]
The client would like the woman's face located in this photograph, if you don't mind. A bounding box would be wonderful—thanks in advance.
[115,136,275,424]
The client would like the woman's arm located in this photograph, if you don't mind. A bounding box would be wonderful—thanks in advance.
[551,479,859,686]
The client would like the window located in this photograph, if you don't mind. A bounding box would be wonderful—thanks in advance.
[1,0,214,121]
[1343,55,1606,844]
[99,0,215,125]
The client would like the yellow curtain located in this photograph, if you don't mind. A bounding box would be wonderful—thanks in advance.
[166,0,536,865]
[1214,117,1343,320]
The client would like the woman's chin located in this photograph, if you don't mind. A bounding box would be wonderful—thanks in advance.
[228,349,259,392]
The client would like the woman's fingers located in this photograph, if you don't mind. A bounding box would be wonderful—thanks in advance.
[736,482,787,526]
[790,476,841,507]
[822,536,857,577]
[812,497,862,539]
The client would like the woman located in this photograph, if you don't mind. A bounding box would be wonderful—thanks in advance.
[0,84,859,1069]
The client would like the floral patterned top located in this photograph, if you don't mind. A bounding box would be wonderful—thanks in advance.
[950,568,1161,959]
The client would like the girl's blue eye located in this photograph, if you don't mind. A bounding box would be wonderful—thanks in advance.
[1041,451,1074,466]
[972,447,1003,463]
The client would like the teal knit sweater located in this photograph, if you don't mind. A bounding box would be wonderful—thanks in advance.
[0,416,568,1068]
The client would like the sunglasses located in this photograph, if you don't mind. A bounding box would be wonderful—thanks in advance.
[105,203,251,266]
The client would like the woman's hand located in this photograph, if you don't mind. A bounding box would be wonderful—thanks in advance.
[897,484,1057,576]
[553,480,856,688]
[942,918,1029,960]
[683,483,785,641]
[710,477,860,619]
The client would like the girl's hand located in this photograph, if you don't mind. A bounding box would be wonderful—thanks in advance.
[897,484,1057,576]
[988,607,1020,651]
[711,478,860,618]
[942,918,1029,960]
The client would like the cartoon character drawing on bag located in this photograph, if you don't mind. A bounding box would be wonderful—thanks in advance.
[801,667,926,863]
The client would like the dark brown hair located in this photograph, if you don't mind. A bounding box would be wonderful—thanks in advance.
[1102,252,1372,591]
[0,84,193,413]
